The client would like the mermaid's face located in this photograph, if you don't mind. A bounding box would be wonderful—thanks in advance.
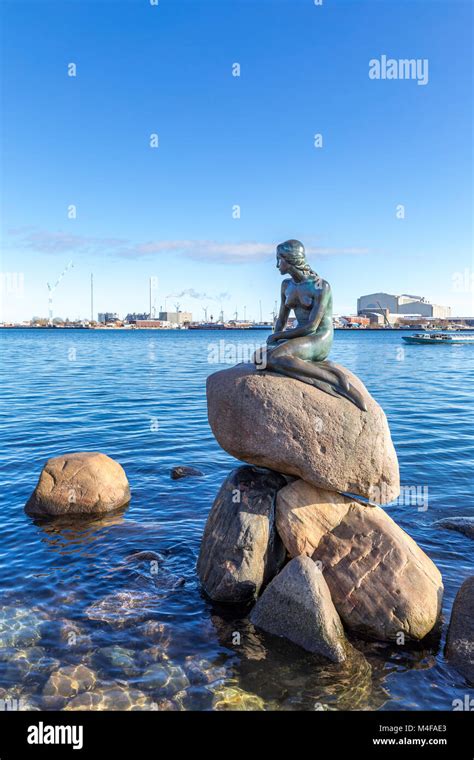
[276,254,290,274]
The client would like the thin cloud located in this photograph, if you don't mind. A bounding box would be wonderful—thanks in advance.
[8,228,127,255]
[8,228,369,262]
[308,247,370,256]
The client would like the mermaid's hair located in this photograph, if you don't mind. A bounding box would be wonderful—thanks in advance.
[276,240,318,281]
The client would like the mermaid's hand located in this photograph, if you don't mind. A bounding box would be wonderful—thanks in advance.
[267,332,282,345]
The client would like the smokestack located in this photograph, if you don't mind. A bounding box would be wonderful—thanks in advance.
[90,273,94,322]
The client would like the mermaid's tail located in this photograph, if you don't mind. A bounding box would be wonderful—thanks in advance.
[264,365,367,412]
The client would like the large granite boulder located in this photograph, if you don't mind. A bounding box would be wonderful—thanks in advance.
[26,452,130,516]
[197,466,287,603]
[445,576,474,684]
[250,555,347,662]
[276,480,443,641]
[207,363,399,503]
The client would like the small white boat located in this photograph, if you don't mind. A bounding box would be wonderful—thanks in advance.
[402,333,474,345]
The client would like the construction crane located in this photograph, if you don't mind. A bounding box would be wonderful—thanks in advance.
[47,262,73,325]
[377,301,392,329]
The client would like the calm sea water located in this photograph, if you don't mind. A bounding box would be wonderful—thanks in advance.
[0,328,473,711]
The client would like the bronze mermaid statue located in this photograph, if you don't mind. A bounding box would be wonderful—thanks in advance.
[255,239,367,412]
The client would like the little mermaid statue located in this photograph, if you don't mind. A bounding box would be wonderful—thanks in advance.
[255,239,367,412]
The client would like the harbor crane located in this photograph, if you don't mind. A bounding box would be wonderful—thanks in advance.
[47,261,73,325]
[377,301,393,329]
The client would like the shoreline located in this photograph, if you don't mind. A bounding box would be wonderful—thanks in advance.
[1,325,473,332]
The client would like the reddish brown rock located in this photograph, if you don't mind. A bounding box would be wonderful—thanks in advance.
[276,480,443,641]
[206,363,399,503]
[26,452,130,516]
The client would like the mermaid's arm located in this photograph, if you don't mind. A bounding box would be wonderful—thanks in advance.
[273,280,290,332]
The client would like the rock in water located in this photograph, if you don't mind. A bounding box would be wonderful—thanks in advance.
[207,363,399,503]
[171,466,204,480]
[64,684,158,711]
[85,590,157,627]
[25,452,130,516]
[197,466,287,603]
[249,555,347,662]
[42,664,97,708]
[0,606,48,648]
[276,480,443,641]
[433,517,474,540]
[445,576,474,684]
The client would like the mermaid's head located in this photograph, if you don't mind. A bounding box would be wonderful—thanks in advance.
[276,240,316,279]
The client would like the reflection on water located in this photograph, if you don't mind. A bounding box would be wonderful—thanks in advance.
[0,329,473,710]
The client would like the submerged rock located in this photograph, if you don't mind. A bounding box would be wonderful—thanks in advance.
[138,662,190,696]
[42,664,97,708]
[0,686,41,711]
[64,683,158,711]
[207,363,399,503]
[171,466,204,480]
[0,606,48,648]
[212,684,266,711]
[55,620,92,651]
[26,452,130,516]
[445,576,474,684]
[138,621,172,648]
[94,646,139,677]
[197,465,287,603]
[276,480,443,641]
[3,647,60,685]
[124,550,165,564]
[433,517,474,540]
[139,647,171,666]
[250,556,347,662]
[184,655,227,686]
[85,590,157,628]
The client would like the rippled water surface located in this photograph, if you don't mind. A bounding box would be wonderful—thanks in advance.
[1,329,473,710]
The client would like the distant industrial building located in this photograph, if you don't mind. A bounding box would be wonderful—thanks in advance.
[357,293,451,320]
[134,320,169,329]
[158,310,192,325]
[340,315,370,328]
[98,312,119,324]
[125,312,149,323]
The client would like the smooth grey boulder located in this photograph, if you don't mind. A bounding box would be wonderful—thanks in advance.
[249,555,347,662]
[197,466,287,603]
[206,363,399,504]
[433,517,474,540]
[445,576,474,684]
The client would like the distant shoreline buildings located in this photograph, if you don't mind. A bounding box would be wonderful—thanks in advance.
[356,292,452,327]
[2,289,472,330]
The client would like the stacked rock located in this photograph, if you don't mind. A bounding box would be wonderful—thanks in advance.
[198,362,444,662]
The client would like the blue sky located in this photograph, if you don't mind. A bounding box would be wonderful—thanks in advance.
[1,0,472,322]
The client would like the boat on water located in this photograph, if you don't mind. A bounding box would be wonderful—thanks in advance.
[402,332,474,345]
